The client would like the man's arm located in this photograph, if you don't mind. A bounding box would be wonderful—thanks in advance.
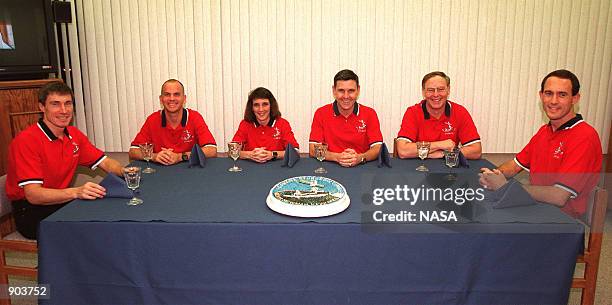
[497,159,523,178]
[128,147,144,161]
[460,142,482,159]
[309,143,342,163]
[23,182,106,205]
[202,146,217,158]
[396,140,417,159]
[522,185,572,207]
[98,157,124,177]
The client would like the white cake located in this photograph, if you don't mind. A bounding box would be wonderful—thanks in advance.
[266,176,350,217]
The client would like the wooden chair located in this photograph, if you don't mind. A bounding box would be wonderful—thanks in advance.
[571,187,608,305]
[0,175,38,305]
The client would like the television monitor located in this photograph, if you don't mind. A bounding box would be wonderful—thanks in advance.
[0,0,58,80]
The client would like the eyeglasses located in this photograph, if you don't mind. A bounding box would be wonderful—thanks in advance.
[425,87,447,94]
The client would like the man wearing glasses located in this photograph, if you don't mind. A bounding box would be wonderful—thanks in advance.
[395,71,482,159]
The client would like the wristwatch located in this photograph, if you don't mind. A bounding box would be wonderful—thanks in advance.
[272,151,278,160]
[360,156,367,165]
[181,152,189,162]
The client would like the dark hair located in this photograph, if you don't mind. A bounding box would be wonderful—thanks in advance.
[333,69,359,87]
[38,81,74,105]
[540,69,580,96]
[421,71,450,89]
[244,87,281,123]
[160,79,185,95]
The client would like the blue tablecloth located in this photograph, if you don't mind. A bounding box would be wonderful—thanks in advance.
[39,158,583,305]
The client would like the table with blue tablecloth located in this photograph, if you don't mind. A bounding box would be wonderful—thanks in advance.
[39,158,583,305]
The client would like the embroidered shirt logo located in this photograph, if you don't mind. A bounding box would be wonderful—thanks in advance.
[72,142,80,155]
[273,127,281,140]
[553,142,564,159]
[356,120,367,133]
[181,130,193,142]
[442,121,455,134]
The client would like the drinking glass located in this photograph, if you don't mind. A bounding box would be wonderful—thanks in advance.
[314,143,328,174]
[444,149,459,180]
[228,142,242,172]
[123,166,143,206]
[139,143,156,174]
[416,141,430,172]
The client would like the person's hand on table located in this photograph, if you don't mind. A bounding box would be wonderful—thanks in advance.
[73,182,106,200]
[249,147,272,163]
[338,148,359,167]
[154,148,181,165]
[433,139,456,152]
[479,168,507,191]
[427,150,444,159]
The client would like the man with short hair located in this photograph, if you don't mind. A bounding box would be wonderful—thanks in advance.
[129,79,217,164]
[5,82,125,239]
[309,69,383,167]
[479,70,602,217]
[396,71,482,159]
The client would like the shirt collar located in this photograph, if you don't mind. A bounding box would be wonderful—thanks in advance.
[37,119,70,141]
[333,100,360,116]
[421,100,451,120]
[551,114,583,131]
[161,108,188,128]
[253,118,276,127]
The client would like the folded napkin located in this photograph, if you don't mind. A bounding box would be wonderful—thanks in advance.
[377,143,392,168]
[281,143,300,168]
[99,174,133,198]
[485,179,537,209]
[189,144,206,168]
[458,150,469,168]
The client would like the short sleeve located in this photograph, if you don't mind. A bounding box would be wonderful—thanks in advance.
[397,107,418,142]
[456,107,481,146]
[71,128,105,169]
[515,134,535,171]
[280,119,300,149]
[192,113,216,147]
[231,120,249,144]
[366,109,383,147]
[309,108,325,144]
[131,116,154,148]
[552,135,602,198]
[11,137,44,187]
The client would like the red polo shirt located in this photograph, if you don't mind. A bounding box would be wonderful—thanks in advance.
[515,114,602,217]
[397,100,480,147]
[130,108,216,153]
[309,101,383,153]
[231,117,299,151]
[6,120,106,201]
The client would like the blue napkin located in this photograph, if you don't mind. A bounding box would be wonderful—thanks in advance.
[99,174,133,198]
[281,143,300,168]
[485,179,537,209]
[377,143,392,168]
[458,150,469,168]
[189,144,206,168]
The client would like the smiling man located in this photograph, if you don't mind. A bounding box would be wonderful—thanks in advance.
[396,71,482,159]
[129,79,217,165]
[5,82,125,239]
[479,70,602,217]
[309,69,383,167]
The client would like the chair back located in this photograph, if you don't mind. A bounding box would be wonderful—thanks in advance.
[0,176,11,219]
[572,186,608,305]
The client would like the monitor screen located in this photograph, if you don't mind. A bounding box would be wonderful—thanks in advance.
[0,0,57,79]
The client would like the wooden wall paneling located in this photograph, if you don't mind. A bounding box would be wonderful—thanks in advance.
[0,79,61,176]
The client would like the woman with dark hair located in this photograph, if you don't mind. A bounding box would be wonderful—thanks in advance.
[231,87,299,163]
